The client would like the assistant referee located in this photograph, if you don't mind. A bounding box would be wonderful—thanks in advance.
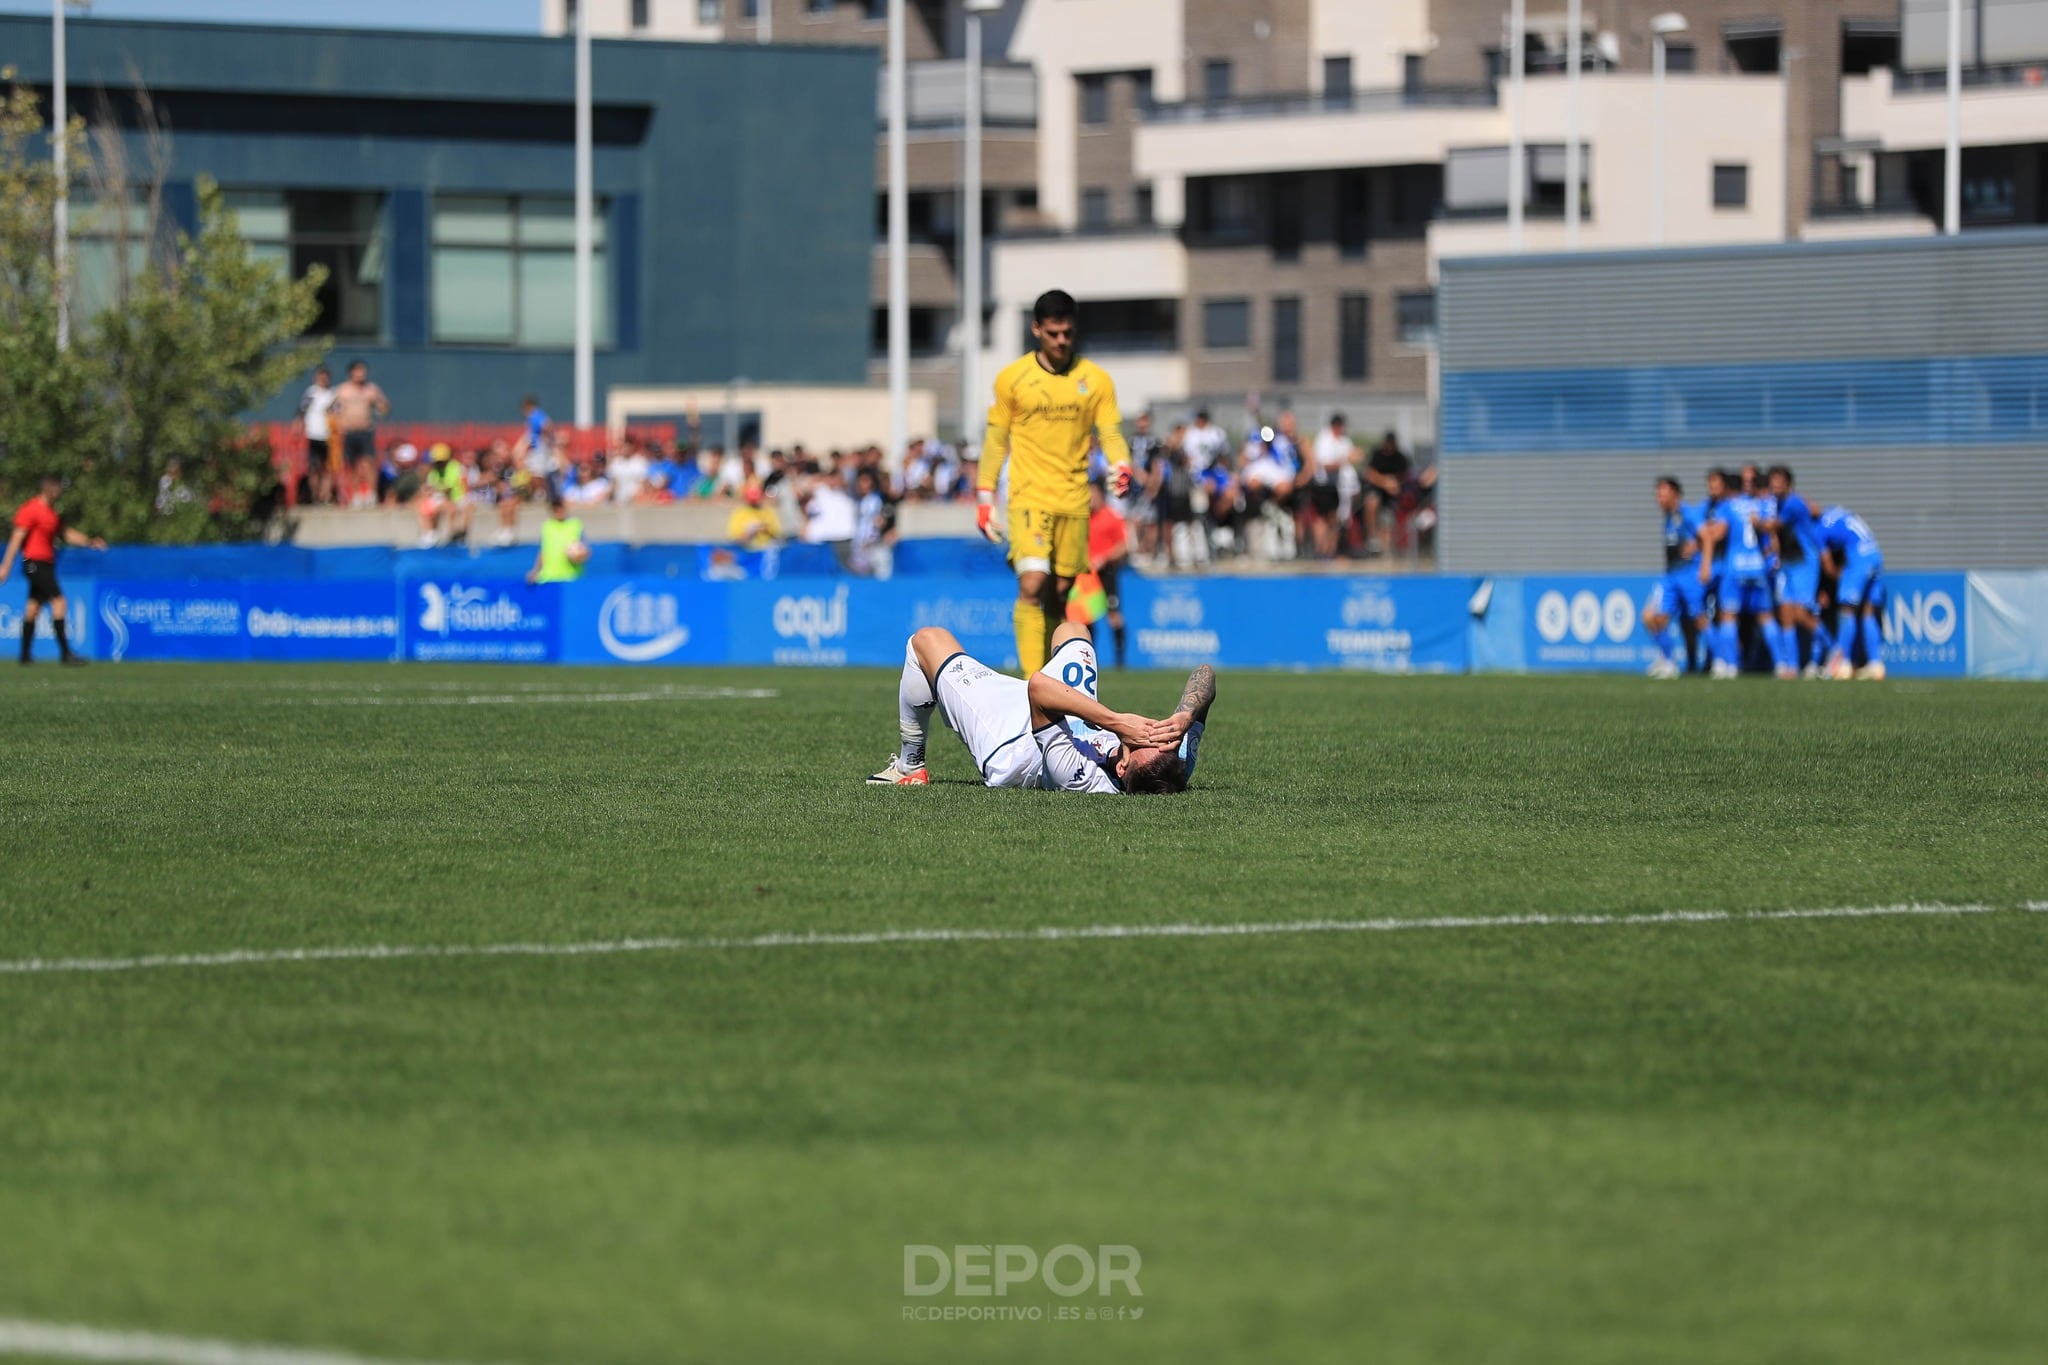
[2,474,107,665]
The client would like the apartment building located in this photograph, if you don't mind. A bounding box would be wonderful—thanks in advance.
[548,0,2048,441]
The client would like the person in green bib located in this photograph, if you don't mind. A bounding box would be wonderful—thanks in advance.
[528,495,589,584]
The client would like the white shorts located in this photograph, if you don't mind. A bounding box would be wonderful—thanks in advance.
[934,636,1104,789]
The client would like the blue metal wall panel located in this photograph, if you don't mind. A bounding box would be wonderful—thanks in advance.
[1443,354,2048,455]
[388,189,428,348]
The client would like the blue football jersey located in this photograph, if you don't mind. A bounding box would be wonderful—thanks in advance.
[1820,505,1881,561]
[1715,494,1768,578]
[1777,493,1822,566]
[1662,504,1703,571]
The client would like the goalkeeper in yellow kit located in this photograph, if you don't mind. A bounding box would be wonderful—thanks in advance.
[978,289,1133,674]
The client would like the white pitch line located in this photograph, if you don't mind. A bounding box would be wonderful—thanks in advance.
[0,1319,494,1365]
[0,903,2036,979]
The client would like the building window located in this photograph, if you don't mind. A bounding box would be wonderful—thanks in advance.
[1402,53,1424,92]
[1271,174,1303,263]
[432,195,611,348]
[1133,183,1154,225]
[225,189,386,339]
[1396,290,1436,347]
[1203,59,1232,103]
[1188,176,1260,242]
[1132,70,1154,114]
[697,0,719,24]
[1080,188,1110,229]
[1076,298,1178,353]
[1079,75,1109,125]
[1713,163,1749,208]
[1202,298,1250,350]
[744,0,758,17]
[66,191,155,325]
[1337,170,1369,258]
[1339,294,1369,381]
[1324,55,1352,99]
[864,0,886,19]
[807,0,832,15]
[1665,43,1697,71]
[874,306,949,357]
[1271,297,1301,383]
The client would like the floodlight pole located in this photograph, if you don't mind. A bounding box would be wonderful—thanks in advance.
[1507,0,1525,251]
[1566,0,1582,248]
[887,0,909,465]
[1944,0,1961,234]
[574,0,595,428]
[53,0,70,351]
[961,2,985,450]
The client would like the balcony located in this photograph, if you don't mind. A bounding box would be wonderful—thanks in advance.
[1137,84,1501,179]
[1141,84,1495,125]
[1842,65,2048,152]
[877,60,1037,130]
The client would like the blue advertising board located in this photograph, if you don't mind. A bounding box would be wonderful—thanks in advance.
[1878,571,1968,678]
[559,577,728,666]
[2,573,96,662]
[1521,575,1665,673]
[1518,570,1970,677]
[97,579,251,662]
[1120,575,1475,672]
[400,577,560,663]
[243,582,400,662]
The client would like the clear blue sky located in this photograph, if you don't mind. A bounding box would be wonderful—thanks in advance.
[0,0,533,33]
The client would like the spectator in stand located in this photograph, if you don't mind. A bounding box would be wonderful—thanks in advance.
[329,360,389,487]
[1158,440,1201,569]
[294,365,337,505]
[1306,413,1360,560]
[480,442,522,546]
[1085,479,1131,668]
[727,480,783,547]
[385,440,421,505]
[800,467,859,572]
[1239,423,1299,561]
[417,443,472,548]
[717,442,752,498]
[633,470,676,505]
[852,466,896,579]
[1362,430,1438,558]
[1200,450,1241,560]
[1127,411,1163,560]
[563,455,613,507]
[610,436,651,504]
[518,396,558,499]
[155,459,196,519]
[1182,407,1231,472]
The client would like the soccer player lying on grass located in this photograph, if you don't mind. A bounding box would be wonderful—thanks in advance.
[869,622,1214,795]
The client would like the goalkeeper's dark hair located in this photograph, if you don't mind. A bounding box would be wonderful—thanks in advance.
[1124,748,1188,796]
[1033,289,1078,324]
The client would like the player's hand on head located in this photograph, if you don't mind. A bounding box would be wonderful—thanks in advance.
[1149,714,1193,746]
[1108,712,1160,748]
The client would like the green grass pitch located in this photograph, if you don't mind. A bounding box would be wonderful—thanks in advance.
[2,664,2046,1364]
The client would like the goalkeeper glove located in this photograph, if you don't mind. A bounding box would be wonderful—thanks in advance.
[1108,464,1134,498]
[976,490,1002,543]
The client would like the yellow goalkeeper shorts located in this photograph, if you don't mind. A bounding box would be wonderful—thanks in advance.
[1007,505,1089,579]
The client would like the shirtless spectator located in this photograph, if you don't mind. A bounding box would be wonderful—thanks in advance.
[329,361,390,489]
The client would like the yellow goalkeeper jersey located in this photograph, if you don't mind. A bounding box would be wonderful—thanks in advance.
[979,353,1130,517]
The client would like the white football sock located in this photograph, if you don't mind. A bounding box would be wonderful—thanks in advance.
[898,640,933,769]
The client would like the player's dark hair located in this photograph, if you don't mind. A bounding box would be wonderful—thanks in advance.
[522,393,539,407]
[40,471,63,487]
[1657,476,1682,495]
[1032,289,1077,324]
[1124,749,1188,796]
[1771,464,1794,486]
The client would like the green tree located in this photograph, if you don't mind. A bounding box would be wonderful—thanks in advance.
[0,72,329,542]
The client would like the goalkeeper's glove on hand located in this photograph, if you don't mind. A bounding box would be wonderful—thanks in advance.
[1108,464,1134,498]
[976,490,1001,543]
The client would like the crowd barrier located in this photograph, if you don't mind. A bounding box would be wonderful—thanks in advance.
[17,564,2044,678]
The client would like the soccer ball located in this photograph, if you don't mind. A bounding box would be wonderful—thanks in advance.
[565,541,591,567]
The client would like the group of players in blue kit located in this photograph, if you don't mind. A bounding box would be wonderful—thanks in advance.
[1642,463,1889,681]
